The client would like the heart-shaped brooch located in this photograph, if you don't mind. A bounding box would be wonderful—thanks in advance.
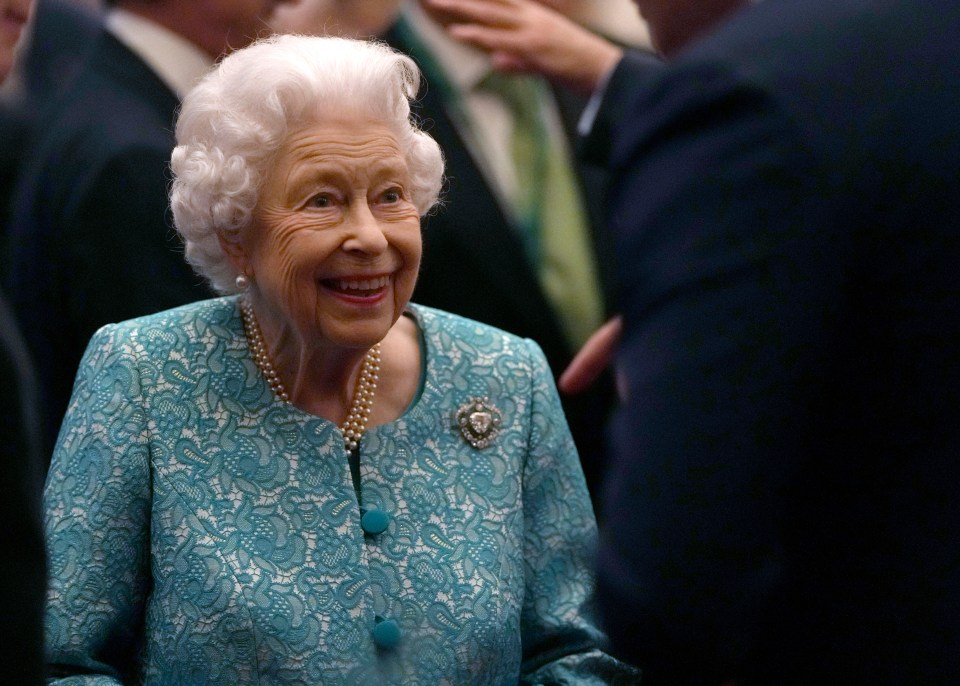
[455,396,503,449]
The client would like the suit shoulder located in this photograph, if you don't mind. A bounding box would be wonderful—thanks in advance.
[32,38,178,159]
[38,87,176,158]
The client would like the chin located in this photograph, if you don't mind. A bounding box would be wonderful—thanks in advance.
[328,316,396,349]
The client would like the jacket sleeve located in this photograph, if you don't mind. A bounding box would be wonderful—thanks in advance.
[579,49,663,170]
[44,324,152,684]
[518,339,642,685]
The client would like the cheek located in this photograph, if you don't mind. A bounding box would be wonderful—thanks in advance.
[395,220,423,270]
[406,229,423,265]
[388,220,422,299]
[251,218,323,295]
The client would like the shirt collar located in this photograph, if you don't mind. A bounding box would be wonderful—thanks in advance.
[400,2,491,94]
[105,8,213,99]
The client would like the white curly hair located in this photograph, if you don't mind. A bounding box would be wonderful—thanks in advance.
[170,34,445,294]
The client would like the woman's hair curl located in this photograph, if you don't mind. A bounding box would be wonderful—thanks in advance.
[170,35,444,294]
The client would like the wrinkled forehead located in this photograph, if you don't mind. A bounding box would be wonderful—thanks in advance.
[270,119,407,178]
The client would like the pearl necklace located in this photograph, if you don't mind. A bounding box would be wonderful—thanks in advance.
[240,298,381,452]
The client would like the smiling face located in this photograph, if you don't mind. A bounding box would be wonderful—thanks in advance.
[230,119,422,352]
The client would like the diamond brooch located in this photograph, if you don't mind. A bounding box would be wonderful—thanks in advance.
[455,396,502,449]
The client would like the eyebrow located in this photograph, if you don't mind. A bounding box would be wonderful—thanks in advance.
[286,157,409,191]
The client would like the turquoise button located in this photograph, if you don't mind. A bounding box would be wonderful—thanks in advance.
[372,618,402,650]
[360,509,390,535]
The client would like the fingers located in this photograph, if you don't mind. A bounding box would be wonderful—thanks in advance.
[423,0,520,27]
[558,316,623,395]
[446,22,518,53]
[427,0,621,94]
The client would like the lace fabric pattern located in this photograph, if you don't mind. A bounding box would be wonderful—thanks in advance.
[44,296,639,685]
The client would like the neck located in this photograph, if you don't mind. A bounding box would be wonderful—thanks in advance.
[115,1,225,58]
[242,296,375,425]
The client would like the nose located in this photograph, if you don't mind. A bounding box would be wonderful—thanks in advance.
[342,201,389,254]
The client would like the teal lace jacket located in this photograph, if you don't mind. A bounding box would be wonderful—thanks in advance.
[44,297,640,685]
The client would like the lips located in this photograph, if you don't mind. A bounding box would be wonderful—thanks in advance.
[323,274,390,297]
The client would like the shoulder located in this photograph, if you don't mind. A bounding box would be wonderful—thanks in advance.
[71,298,240,409]
[89,297,238,355]
[584,48,663,167]
[650,0,958,214]
[410,303,544,359]
[407,304,552,390]
[31,35,177,163]
[672,0,943,134]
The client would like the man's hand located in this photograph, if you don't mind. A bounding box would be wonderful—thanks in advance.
[559,316,623,395]
[424,0,623,95]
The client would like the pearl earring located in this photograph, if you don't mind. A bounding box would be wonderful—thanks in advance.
[235,274,250,290]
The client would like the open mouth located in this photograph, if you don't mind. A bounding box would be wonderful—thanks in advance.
[322,274,390,298]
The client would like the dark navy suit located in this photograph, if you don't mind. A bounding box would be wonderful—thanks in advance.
[6,31,213,454]
[21,0,102,103]
[591,0,960,682]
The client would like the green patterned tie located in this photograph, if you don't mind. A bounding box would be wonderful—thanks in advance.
[480,71,604,349]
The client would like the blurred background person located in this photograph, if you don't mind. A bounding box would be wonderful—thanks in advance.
[43,34,640,684]
[452,0,960,681]
[5,0,297,459]
[594,0,960,679]
[365,0,621,499]
[1,0,101,248]
[16,0,103,106]
[0,0,46,683]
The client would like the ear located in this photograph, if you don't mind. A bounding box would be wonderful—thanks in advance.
[217,229,252,279]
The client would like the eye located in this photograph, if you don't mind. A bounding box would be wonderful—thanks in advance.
[381,188,403,204]
[311,194,332,208]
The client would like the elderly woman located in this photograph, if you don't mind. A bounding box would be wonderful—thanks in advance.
[42,35,638,684]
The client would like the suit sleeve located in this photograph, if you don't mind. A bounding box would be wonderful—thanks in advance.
[596,60,845,682]
[518,340,642,684]
[44,325,152,684]
[579,49,663,169]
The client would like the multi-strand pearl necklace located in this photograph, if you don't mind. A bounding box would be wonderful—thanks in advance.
[240,298,381,452]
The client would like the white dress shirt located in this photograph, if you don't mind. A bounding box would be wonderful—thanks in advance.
[105,8,213,100]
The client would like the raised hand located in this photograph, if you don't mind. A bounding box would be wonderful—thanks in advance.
[423,0,622,95]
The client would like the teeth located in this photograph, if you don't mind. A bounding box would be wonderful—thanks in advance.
[336,276,389,291]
